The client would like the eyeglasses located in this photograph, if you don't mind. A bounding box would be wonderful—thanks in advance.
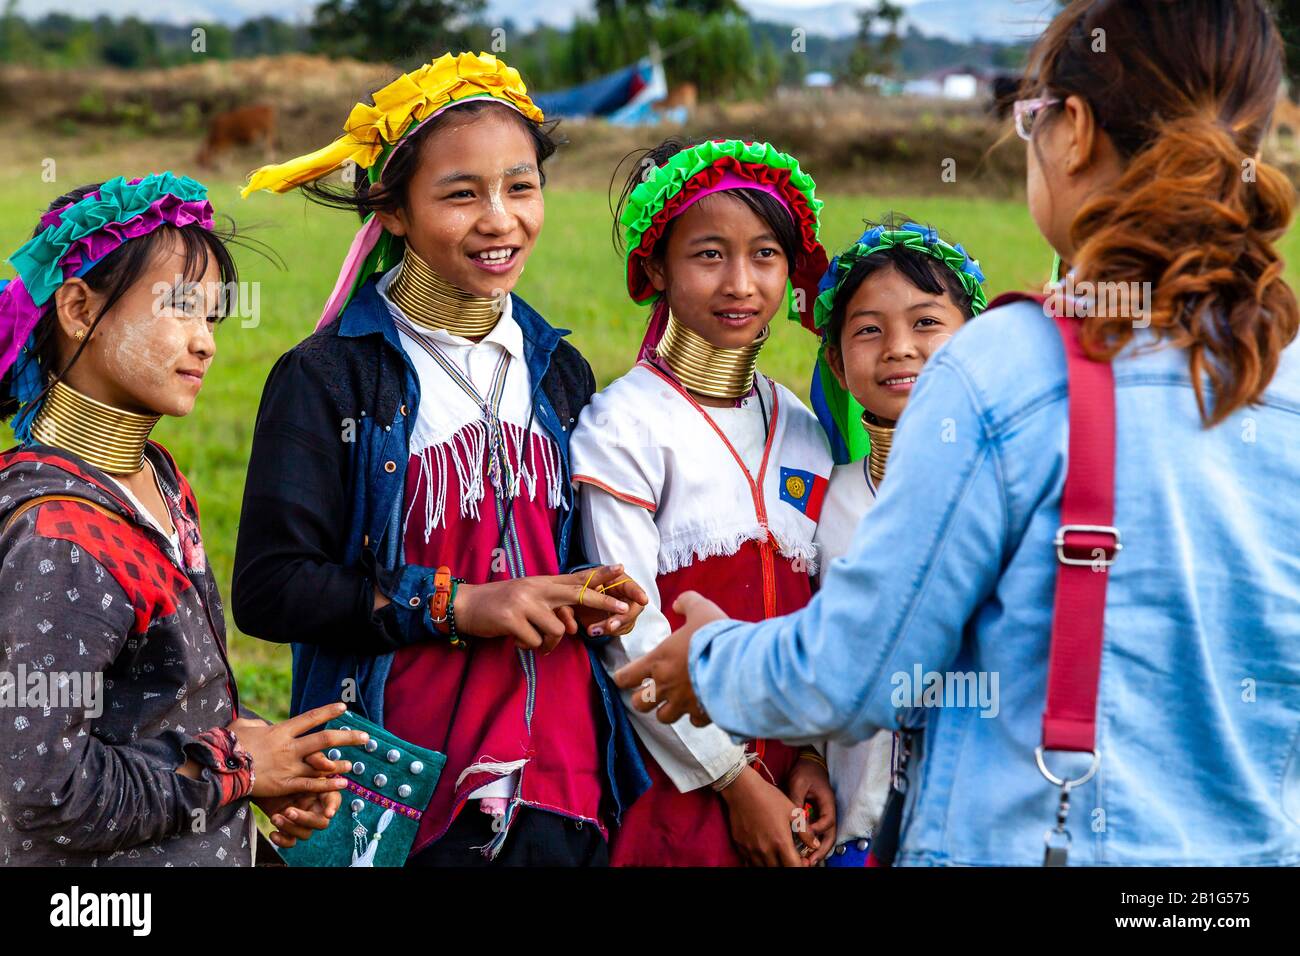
[1013,97,1062,141]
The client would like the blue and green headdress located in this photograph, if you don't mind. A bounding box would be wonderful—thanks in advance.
[810,221,988,464]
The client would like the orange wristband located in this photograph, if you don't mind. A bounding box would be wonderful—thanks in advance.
[429,566,453,633]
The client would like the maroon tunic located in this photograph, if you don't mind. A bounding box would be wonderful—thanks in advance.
[383,423,606,855]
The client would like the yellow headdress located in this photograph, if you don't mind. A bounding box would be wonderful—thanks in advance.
[241,52,545,329]
[242,51,543,198]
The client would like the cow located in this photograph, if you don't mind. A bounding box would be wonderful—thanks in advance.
[654,82,698,113]
[196,104,277,169]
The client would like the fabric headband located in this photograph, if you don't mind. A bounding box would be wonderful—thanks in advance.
[241,51,542,330]
[810,221,988,465]
[621,139,829,361]
[666,170,793,223]
[0,172,214,441]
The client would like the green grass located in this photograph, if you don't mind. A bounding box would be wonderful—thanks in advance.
[2,176,1293,720]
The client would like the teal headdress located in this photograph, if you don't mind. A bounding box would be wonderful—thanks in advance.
[810,221,988,464]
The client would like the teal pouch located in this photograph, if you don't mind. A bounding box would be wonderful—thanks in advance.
[277,711,446,867]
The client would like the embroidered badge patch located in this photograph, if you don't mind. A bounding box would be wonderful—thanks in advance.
[779,467,828,522]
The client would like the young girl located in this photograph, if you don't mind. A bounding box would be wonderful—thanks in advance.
[807,216,987,866]
[570,138,835,866]
[234,52,650,867]
[0,173,363,866]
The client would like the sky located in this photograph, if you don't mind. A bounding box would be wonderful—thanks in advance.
[13,0,1049,43]
[17,0,949,28]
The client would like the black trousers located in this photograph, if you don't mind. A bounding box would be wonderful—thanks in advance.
[407,806,609,867]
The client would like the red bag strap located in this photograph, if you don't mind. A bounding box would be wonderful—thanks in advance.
[988,291,1120,757]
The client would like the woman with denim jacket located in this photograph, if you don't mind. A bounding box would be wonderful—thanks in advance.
[615,0,1300,865]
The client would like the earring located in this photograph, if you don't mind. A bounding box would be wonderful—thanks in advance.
[73,329,85,341]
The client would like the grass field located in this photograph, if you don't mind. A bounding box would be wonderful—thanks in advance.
[2,167,1295,719]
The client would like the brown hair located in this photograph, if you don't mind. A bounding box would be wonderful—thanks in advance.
[1024,0,1298,425]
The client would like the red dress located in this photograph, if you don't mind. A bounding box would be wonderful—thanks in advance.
[610,543,810,866]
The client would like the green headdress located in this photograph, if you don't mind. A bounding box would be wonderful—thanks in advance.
[811,220,988,464]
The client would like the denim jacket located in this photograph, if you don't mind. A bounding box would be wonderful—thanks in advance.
[689,297,1300,865]
[232,277,649,821]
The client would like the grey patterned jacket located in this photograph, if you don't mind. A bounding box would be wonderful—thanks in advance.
[0,442,254,866]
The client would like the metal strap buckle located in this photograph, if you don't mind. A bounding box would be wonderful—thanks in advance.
[1054,524,1122,567]
[1035,745,1100,790]
[1036,747,1100,867]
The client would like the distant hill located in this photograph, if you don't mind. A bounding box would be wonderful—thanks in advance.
[742,0,1052,44]
[749,20,1029,80]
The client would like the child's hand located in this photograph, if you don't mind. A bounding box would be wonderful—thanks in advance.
[230,702,368,798]
[615,591,721,727]
[257,790,343,849]
[718,765,819,867]
[573,564,650,639]
[786,755,837,865]
[453,566,632,653]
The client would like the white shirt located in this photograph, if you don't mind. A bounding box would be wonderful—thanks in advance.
[813,460,894,844]
[572,368,831,792]
[699,390,771,480]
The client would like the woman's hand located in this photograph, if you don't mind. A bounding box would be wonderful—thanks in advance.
[719,765,819,867]
[453,565,633,653]
[614,590,724,726]
[573,566,650,639]
[257,790,343,849]
[785,755,837,865]
[230,702,368,798]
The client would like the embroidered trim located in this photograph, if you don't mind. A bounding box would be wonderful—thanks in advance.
[344,778,423,820]
[572,474,657,512]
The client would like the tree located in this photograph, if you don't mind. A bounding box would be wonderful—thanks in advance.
[0,0,39,64]
[1273,0,1300,94]
[100,16,161,68]
[844,0,904,83]
[311,0,487,65]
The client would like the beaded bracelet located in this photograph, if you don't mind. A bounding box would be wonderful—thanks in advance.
[444,578,465,648]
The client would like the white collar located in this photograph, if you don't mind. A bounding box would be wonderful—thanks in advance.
[376,263,524,362]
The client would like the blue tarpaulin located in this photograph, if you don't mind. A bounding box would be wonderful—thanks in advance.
[533,61,654,119]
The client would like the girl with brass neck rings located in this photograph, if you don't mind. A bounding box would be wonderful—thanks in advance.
[809,214,987,866]
[0,174,367,867]
[234,53,650,867]
[569,138,835,866]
